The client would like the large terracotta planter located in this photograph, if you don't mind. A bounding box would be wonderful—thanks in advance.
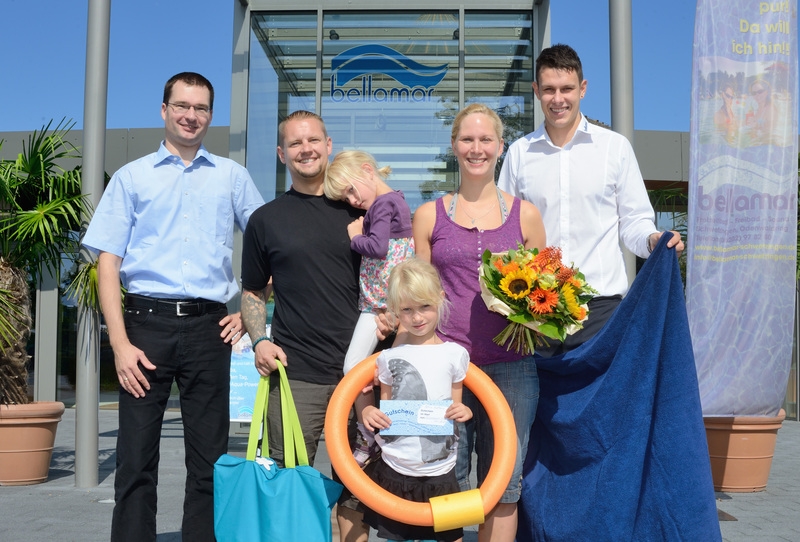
[0,401,66,486]
[704,409,785,492]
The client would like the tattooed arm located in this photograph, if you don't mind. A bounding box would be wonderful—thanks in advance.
[242,283,286,376]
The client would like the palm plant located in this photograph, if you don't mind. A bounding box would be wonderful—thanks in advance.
[0,119,89,405]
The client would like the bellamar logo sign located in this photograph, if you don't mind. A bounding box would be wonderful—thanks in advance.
[330,44,448,103]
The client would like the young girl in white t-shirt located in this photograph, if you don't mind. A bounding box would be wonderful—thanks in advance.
[359,259,472,542]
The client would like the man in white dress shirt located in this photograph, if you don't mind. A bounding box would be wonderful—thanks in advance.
[498,44,684,354]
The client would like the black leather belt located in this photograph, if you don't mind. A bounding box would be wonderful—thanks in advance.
[125,293,225,317]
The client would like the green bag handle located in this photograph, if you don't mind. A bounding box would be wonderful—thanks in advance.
[245,364,310,468]
[278,364,309,468]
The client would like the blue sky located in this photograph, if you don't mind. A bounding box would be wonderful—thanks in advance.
[1,0,697,133]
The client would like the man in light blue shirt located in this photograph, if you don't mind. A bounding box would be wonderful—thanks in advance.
[82,72,264,542]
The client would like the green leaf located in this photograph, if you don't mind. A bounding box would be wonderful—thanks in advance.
[536,321,565,341]
[508,312,534,325]
[0,119,90,287]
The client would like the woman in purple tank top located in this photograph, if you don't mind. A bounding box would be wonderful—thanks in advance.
[413,104,545,542]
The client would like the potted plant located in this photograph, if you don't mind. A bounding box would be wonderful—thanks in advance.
[0,119,89,485]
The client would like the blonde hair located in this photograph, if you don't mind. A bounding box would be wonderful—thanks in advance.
[451,103,504,142]
[387,259,449,327]
[324,150,392,201]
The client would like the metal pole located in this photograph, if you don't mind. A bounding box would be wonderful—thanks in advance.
[793,283,799,420]
[33,268,59,402]
[76,0,111,488]
[533,0,551,131]
[609,0,635,141]
[608,0,637,285]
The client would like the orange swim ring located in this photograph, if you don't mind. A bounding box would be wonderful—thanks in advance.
[324,353,517,531]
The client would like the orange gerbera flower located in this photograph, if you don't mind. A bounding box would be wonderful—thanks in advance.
[528,288,559,314]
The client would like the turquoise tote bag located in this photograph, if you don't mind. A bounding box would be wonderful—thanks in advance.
[213,364,343,541]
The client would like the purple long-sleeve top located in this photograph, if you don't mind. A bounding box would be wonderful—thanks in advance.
[351,190,413,257]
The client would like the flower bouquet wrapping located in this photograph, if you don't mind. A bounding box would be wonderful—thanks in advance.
[479,245,597,355]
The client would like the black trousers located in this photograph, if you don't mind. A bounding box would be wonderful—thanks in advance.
[534,295,622,357]
[111,304,230,542]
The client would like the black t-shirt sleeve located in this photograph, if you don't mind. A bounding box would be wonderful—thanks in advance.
[241,206,271,292]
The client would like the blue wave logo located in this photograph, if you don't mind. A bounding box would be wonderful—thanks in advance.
[331,44,448,89]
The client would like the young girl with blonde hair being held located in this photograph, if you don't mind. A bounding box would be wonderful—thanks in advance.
[324,150,415,466]
[360,258,472,542]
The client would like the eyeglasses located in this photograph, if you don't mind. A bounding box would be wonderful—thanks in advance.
[167,102,211,117]
[751,88,767,96]
[724,92,735,100]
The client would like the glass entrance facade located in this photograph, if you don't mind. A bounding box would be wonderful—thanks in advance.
[242,6,540,208]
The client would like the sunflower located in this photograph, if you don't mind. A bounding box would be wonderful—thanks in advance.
[567,276,584,289]
[561,283,583,319]
[528,287,559,314]
[499,267,534,299]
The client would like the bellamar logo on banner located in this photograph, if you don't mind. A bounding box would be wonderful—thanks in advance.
[330,44,448,103]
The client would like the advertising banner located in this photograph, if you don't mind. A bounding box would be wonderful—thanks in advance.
[229,332,263,422]
[687,0,798,416]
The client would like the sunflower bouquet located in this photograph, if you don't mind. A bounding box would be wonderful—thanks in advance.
[479,244,597,355]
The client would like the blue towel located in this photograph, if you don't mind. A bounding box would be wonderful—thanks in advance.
[518,234,721,542]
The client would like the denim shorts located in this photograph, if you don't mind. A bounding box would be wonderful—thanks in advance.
[455,356,539,503]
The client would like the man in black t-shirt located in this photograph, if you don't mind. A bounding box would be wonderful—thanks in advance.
[240,110,369,541]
